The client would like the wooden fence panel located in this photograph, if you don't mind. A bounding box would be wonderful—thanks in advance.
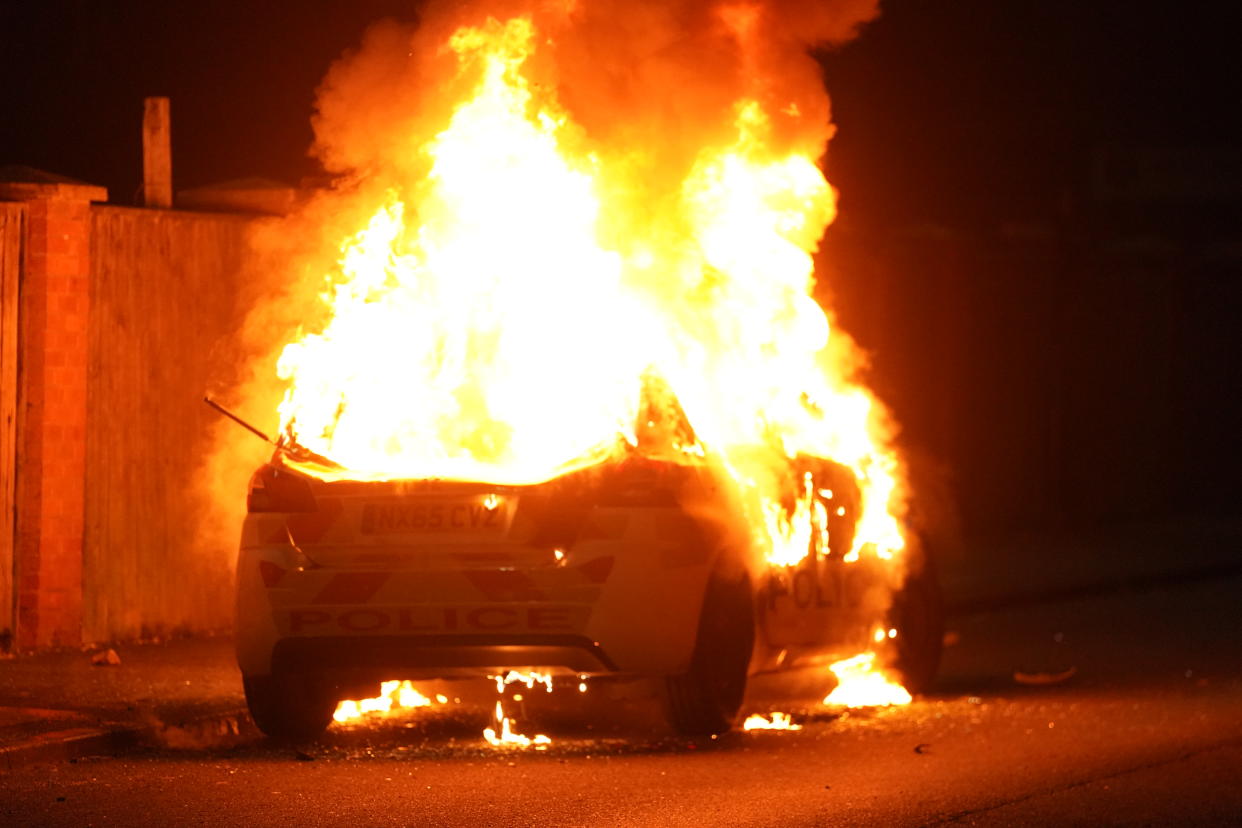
[86,206,257,642]
[0,202,23,649]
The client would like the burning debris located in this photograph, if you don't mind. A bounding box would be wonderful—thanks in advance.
[483,701,552,749]
[743,711,802,731]
[332,680,443,724]
[824,652,912,708]
[485,671,552,749]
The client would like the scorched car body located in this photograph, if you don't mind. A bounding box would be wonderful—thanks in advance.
[235,422,942,739]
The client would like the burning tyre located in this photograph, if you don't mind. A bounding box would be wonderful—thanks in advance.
[665,570,755,735]
[884,539,944,695]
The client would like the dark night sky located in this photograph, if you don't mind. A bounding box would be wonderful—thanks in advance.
[1,1,421,201]
[2,1,1239,221]
[823,1,1242,223]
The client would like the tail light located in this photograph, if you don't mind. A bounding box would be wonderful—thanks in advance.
[247,464,318,513]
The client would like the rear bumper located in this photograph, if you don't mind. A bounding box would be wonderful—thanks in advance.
[236,504,730,680]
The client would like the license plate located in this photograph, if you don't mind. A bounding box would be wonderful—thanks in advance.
[360,499,508,535]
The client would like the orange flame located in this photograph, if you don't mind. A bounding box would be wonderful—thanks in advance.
[484,670,553,748]
[493,669,554,695]
[483,701,552,749]
[823,652,912,708]
[275,13,906,570]
[333,680,436,723]
[743,711,802,731]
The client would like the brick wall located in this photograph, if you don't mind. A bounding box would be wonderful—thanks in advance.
[0,176,105,650]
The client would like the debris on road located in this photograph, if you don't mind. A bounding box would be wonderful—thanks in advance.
[1013,666,1077,685]
[90,649,121,667]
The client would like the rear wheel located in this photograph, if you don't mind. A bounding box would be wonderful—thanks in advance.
[243,672,338,741]
[664,572,755,736]
[886,543,944,694]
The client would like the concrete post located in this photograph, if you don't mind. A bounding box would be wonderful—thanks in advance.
[143,97,173,209]
[0,169,107,649]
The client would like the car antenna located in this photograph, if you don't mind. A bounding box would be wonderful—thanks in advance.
[203,396,346,470]
[203,396,278,446]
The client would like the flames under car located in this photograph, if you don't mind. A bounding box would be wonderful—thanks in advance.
[234,432,943,740]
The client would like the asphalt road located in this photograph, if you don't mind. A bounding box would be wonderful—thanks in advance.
[3,576,1241,827]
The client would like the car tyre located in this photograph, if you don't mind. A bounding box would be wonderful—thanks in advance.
[887,542,944,694]
[665,571,754,736]
[243,672,337,742]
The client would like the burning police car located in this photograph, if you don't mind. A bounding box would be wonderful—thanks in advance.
[229,3,945,743]
[234,407,942,740]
